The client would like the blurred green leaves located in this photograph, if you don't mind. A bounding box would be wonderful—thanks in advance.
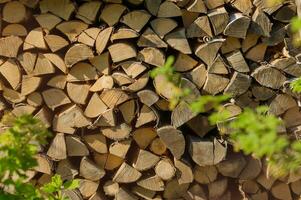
[0,114,79,200]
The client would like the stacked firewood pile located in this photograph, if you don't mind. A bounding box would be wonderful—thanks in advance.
[0,0,301,199]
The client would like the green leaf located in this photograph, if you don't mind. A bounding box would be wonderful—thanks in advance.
[63,179,80,190]
[291,17,301,33]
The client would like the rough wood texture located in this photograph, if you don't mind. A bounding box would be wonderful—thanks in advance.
[0,0,299,198]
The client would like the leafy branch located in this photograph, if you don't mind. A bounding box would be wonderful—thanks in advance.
[151,56,301,177]
[0,114,79,200]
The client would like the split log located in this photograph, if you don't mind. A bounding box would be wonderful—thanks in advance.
[103,180,119,197]
[157,1,182,17]
[251,65,286,89]
[217,153,247,178]
[34,13,62,31]
[135,105,157,127]
[65,136,89,156]
[0,36,23,57]
[84,93,108,118]
[67,62,98,82]
[95,27,113,55]
[47,133,67,160]
[137,90,159,107]
[47,75,67,89]
[24,28,47,50]
[137,175,165,191]
[150,18,177,38]
[208,178,228,199]
[83,134,107,154]
[239,157,262,180]
[194,165,218,184]
[221,37,241,54]
[155,158,176,181]
[224,13,250,38]
[80,157,105,181]
[208,7,229,35]
[90,76,114,92]
[113,162,142,183]
[0,59,21,90]
[78,179,99,198]
[89,52,110,74]
[53,105,91,134]
[76,1,102,24]
[132,149,160,171]
[195,39,224,66]
[99,4,126,26]
[44,53,67,73]
[34,154,53,174]
[115,187,138,200]
[101,123,131,141]
[42,88,71,110]
[2,24,27,36]
[224,72,251,97]
[119,100,137,124]
[251,9,272,37]
[185,64,207,89]
[131,185,156,200]
[271,182,292,200]
[121,10,151,32]
[165,28,191,54]
[64,44,94,67]
[56,159,78,181]
[111,27,139,41]
[44,35,69,52]
[39,0,75,20]
[186,0,207,13]
[203,73,229,95]
[137,27,167,48]
[163,179,189,199]
[157,126,185,159]
[132,127,157,149]
[226,50,250,72]
[150,138,167,155]
[108,43,137,63]
[189,136,227,166]
[174,159,193,184]
[109,139,131,159]
[94,153,123,170]
[138,47,165,67]
[56,21,88,42]
[269,94,297,116]
[145,0,161,16]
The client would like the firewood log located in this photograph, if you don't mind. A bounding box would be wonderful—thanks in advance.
[0,36,23,57]
[132,127,157,149]
[39,0,75,20]
[47,133,67,160]
[132,149,160,171]
[34,13,62,31]
[80,157,106,181]
[157,126,185,159]
[65,136,89,156]
[157,1,182,17]
[96,27,113,55]
[121,10,151,32]
[99,4,126,26]
[155,158,176,180]
[150,138,167,155]
[2,24,27,36]
[109,139,131,159]
[113,162,142,183]
[137,175,165,191]
[3,1,27,23]
[56,21,88,42]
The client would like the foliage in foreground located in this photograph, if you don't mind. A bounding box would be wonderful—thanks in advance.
[0,114,79,200]
[150,56,301,177]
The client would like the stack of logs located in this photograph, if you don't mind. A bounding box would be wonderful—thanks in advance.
[0,0,301,199]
